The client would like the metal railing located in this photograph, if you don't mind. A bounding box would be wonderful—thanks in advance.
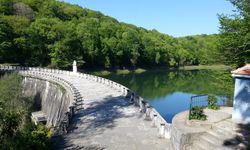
[189,94,208,120]
[188,94,228,120]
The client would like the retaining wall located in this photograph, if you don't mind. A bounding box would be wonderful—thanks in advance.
[23,77,72,127]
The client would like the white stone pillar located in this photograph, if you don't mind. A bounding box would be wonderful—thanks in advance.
[73,60,77,73]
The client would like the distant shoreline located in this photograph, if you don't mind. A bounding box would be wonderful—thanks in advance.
[84,64,232,76]
[0,64,232,76]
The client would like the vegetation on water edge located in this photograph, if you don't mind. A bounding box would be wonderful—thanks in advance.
[208,94,220,110]
[181,65,232,71]
[91,68,147,76]
[0,73,52,150]
[90,64,230,76]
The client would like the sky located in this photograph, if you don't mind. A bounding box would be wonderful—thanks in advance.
[64,0,235,37]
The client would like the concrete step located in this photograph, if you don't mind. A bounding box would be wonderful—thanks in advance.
[206,129,237,141]
[212,125,235,137]
[200,132,224,146]
[192,138,233,150]
[195,136,218,150]
[185,144,206,150]
[201,134,240,149]
[213,120,238,132]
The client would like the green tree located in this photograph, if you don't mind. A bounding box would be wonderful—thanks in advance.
[0,0,14,15]
[49,21,84,69]
[27,17,59,66]
[0,18,13,63]
[219,0,250,67]
[76,18,101,67]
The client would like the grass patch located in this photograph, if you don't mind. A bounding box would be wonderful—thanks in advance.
[134,68,146,74]
[116,69,130,75]
[90,68,147,76]
[181,65,232,71]
[92,70,111,76]
[86,64,231,76]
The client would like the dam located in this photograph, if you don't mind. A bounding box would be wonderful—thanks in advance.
[1,65,246,150]
[0,66,172,149]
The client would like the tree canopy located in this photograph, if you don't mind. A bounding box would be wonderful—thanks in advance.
[0,0,221,69]
[219,0,250,67]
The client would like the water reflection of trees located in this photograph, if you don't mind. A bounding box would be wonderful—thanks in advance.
[105,70,234,100]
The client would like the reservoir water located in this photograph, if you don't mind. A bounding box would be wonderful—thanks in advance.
[101,69,234,123]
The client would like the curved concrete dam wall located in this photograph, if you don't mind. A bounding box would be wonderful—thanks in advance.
[22,77,72,127]
[0,66,171,138]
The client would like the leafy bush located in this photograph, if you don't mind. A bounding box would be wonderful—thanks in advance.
[189,106,207,120]
[23,123,53,150]
[208,94,219,110]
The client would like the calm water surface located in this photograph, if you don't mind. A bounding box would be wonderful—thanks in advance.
[101,70,234,123]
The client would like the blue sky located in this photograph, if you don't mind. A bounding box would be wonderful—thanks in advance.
[64,0,235,37]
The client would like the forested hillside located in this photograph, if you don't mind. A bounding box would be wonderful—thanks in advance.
[0,0,220,69]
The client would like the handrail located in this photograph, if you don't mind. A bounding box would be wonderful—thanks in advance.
[188,94,228,120]
[189,95,208,120]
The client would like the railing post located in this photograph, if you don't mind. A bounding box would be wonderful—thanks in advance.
[189,98,192,120]
[159,123,165,138]
[145,105,152,120]
[152,114,157,127]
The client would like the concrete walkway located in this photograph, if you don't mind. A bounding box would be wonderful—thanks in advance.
[52,73,171,150]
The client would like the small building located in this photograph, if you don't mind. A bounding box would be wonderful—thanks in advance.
[232,64,250,124]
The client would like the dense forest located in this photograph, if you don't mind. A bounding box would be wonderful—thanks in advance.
[0,0,221,69]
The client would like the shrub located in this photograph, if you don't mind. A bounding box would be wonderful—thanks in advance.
[189,106,207,120]
[28,124,53,149]
[0,73,52,149]
[208,94,219,110]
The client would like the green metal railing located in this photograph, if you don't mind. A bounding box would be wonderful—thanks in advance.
[188,94,229,120]
[188,94,208,120]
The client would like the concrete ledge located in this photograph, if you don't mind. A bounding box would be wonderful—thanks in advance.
[31,111,47,125]
[186,108,232,128]
[171,107,233,150]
